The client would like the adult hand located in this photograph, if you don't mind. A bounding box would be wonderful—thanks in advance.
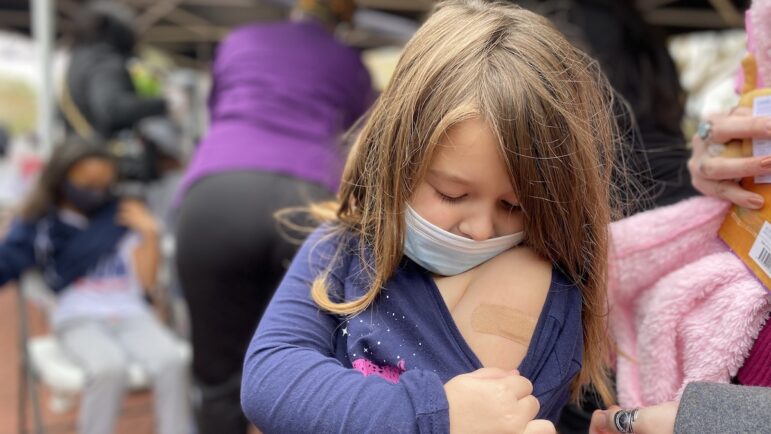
[444,368,555,434]
[589,402,678,434]
[688,107,771,209]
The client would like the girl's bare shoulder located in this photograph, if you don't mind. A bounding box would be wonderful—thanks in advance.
[450,247,553,369]
[467,246,552,301]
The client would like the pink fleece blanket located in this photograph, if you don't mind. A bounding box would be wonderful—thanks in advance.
[609,196,771,407]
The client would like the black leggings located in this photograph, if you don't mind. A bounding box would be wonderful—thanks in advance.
[175,171,330,434]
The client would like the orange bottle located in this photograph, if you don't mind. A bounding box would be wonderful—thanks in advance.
[718,54,771,291]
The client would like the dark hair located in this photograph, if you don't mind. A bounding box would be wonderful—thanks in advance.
[20,140,116,221]
[514,0,686,213]
[514,0,685,137]
[72,1,137,55]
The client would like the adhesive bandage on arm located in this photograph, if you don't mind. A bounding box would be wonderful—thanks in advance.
[470,304,537,346]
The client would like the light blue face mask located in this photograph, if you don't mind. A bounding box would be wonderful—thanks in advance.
[403,205,524,276]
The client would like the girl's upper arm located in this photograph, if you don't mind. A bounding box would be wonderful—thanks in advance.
[241,228,450,434]
[466,248,581,421]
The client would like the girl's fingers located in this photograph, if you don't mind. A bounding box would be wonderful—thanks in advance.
[516,394,540,421]
[469,367,511,380]
[502,373,534,398]
[523,419,556,434]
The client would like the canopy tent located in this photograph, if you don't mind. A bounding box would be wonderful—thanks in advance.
[1,0,753,58]
[0,0,753,155]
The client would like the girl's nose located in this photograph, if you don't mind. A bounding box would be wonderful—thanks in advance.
[458,213,495,241]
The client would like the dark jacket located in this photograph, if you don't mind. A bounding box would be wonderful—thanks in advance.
[516,0,698,213]
[66,43,166,139]
[0,203,126,292]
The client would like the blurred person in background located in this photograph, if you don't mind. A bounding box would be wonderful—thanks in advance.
[64,1,167,142]
[516,0,698,215]
[62,1,186,184]
[0,141,191,434]
[174,0,373,432]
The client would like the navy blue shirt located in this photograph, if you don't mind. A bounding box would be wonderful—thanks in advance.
[0,203,126,292]
[242,226,583,433]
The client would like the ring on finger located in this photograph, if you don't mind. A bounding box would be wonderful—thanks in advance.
[613,408,639,433]
[697,120,714,143]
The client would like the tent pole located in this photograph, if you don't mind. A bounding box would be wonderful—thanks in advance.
[32,0,55,158]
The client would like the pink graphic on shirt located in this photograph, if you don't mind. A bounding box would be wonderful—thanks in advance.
[352,358,406,384]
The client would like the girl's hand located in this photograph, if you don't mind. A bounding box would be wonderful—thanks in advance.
[444,368,556,434]
[688,108,771,209]
[117,199,159,236]
[589,402,678,434]
[119,199,161,292]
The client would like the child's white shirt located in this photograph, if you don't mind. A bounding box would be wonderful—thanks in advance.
[51,209,148,327]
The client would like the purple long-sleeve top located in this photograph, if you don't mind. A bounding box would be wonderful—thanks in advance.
[241,226,584,433]
[179,20,373,197]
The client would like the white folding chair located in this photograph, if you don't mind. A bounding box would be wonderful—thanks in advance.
[16,270,192,434]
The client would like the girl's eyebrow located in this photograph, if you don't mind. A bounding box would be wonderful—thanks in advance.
[429,168,470,186]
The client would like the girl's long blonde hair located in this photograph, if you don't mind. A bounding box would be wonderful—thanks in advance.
[311,0,625,404]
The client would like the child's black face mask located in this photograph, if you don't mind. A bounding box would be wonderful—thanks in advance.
[63,182,113,216]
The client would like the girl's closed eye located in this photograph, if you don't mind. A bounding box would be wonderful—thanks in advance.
[500,200,521,212]
[435,189,466,204]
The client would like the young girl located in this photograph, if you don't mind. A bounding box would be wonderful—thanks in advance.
[0,142,190,434]
[241,1,618,432]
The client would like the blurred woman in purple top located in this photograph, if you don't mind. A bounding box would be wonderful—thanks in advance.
[175,1,373,432]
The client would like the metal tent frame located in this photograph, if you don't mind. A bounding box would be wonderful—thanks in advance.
[11,0,750,157]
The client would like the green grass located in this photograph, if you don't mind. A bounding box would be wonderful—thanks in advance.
[0,76,37,135]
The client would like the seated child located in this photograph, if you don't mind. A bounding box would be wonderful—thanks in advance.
[0,141,191,434]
